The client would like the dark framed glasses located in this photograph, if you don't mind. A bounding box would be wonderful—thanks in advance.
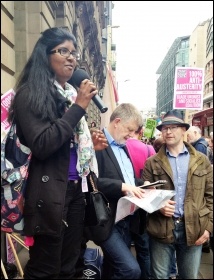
[49,48,80,60]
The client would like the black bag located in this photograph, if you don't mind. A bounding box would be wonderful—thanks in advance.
[84,171,113,243]
[1,122,32,233]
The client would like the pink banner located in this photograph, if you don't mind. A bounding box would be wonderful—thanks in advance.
[1,89,15,142]
[173,67,204,110]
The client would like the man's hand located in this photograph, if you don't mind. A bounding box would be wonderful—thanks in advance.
[195,230,210,246]
[90,128,108,150]
[159,199,176,217]
[122,183,146,199]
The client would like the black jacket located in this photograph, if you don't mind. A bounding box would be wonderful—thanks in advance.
[95,131,144,241]
[14,90,86,237]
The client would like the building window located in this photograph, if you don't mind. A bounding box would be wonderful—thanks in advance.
[209,81,213,92]
[182,53,185,64]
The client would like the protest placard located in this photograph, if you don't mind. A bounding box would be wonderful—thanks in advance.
[1,89,15,142]
[173,67,204,110]
[143,119,156,138]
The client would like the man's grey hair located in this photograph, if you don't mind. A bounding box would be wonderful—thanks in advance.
[110,103,143,127]
[188,125,202,135]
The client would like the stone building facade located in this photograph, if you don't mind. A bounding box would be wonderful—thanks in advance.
[1,1,113,127]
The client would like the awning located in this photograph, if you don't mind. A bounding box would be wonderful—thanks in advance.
[192,107,213,127]
[193,107,213,118]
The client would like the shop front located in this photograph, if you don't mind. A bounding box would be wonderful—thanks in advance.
[192,107,213,136]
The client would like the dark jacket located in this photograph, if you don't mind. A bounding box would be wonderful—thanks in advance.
[95,134,144,241]
[14,90,86,237]
[192,137,208,155]
[142,142,213,246]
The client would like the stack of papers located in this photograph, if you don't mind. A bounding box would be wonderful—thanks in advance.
[115,189,176,223]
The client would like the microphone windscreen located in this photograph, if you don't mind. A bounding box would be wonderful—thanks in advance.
[71,69,90,88]
[69,68,108,113]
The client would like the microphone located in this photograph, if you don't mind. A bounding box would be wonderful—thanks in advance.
[71,69,108,113]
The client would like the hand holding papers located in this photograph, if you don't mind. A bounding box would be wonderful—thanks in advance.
[115,189,176,223]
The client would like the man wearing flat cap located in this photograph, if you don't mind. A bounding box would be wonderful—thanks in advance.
[142,109,213,279]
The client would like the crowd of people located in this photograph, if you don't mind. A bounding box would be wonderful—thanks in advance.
[7,27,213,279]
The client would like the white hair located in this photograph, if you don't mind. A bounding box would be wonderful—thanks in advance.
[188,126,202,135]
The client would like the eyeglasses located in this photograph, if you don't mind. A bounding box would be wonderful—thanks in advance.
[49,48,80,60]
[161,126,180,133]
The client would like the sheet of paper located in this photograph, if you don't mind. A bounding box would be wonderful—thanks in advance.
[115,189,176,223]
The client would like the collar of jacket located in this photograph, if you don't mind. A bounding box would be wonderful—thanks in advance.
[156,141,206,167]
[153,141,207,184]
[157,141,198,156]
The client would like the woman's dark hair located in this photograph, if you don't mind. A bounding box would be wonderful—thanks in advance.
[8,27,77,122]
[153,137,164,153]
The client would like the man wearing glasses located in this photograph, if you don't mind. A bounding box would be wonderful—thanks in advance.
[142,109,213,279]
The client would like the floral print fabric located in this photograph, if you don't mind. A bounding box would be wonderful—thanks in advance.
[54,81,98,178]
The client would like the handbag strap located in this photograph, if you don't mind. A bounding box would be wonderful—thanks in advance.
[88,173,98,192]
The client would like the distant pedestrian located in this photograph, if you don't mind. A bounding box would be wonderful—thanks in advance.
[126,127,155,178]
[187,128,212,255]
[153,137,164,153]
[207,138,213,165]
[187,126,208,155]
